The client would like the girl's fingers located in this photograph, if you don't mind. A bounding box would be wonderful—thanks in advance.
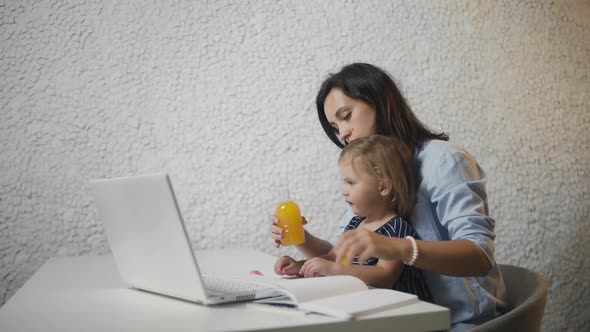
[301,261,314,277]
[274,256,293,274]
[271,225,282,247]
[300,261,308,276]
[271,222,282,246]
[285,262,300,275]
[274,263,284,275]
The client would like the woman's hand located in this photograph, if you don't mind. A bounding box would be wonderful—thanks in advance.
[271,215,308,247]
[274,256,304,276]
[300,257,334,278]
[335,229,405,266]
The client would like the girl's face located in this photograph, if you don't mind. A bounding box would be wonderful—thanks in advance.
[339,159,385,217]
[324,88,377,145]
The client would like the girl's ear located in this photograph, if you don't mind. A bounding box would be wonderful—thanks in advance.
[379,180,392,197]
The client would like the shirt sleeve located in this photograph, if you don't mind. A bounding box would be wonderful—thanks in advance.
[423,148,497,264]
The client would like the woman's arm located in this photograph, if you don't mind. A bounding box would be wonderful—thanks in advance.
[389,143,494,277]
[413,239,491,276]
[335,228,492,277]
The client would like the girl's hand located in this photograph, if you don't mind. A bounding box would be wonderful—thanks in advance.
[271,215,308,248]
[300,257,334,278]
[335,229,401,266]
[274,256,304,276]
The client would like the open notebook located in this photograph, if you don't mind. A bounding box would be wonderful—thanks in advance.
[237,274,420,319]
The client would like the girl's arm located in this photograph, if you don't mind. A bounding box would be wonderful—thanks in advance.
[296,230,334,258]
[301,253,403,289]
[335,229,491,277]
[271,216,334,258]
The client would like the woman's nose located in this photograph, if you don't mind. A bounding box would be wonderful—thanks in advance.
[338,126,351,142]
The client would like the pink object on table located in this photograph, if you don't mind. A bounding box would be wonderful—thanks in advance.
[249,270,264,276]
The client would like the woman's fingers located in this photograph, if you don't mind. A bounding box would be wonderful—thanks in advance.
[336,229,401,263]
[356,247,372,267]
[343,243,361,267]
[335,231,362,266]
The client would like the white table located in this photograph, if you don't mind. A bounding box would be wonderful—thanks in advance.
[0,248,449,331]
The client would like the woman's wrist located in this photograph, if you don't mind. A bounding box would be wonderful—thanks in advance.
[400,237,416,264]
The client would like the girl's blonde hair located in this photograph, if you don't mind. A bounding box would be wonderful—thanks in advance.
[338,135,418,219]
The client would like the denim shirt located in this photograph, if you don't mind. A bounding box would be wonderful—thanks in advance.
[337,140,506,331]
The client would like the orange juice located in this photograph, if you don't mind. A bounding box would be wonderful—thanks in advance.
[275,200,305,246]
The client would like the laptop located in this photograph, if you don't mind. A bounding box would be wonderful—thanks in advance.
[89,173,281,304]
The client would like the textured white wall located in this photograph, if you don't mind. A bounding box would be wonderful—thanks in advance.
[1,0,588,330]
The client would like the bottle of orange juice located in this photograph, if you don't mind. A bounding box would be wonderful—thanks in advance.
[275,200,305,246]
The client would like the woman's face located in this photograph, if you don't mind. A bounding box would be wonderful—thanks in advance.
[324,88,377,145]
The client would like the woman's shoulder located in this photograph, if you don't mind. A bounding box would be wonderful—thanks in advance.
[416,139,477,168]
[416,140,484,189]
[417,139,466,157]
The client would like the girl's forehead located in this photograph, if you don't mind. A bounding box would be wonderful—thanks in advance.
[340,157,368,174]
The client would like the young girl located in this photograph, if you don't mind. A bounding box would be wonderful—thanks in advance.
[274,135,432,302]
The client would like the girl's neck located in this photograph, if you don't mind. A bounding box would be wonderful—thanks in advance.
[362,206,397,228]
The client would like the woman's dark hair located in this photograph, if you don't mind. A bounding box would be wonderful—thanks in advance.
[316,63,449,150]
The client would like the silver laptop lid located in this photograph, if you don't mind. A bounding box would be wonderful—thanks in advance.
[90,173,209,303]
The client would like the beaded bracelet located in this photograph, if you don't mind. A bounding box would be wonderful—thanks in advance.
[404,236,418,266]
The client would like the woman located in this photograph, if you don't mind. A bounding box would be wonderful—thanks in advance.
[271,63,506,331]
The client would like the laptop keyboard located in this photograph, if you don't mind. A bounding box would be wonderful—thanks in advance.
[201,275,269,295]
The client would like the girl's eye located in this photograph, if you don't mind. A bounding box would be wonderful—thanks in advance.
[332,127,339,134]
[343,112,351,120]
